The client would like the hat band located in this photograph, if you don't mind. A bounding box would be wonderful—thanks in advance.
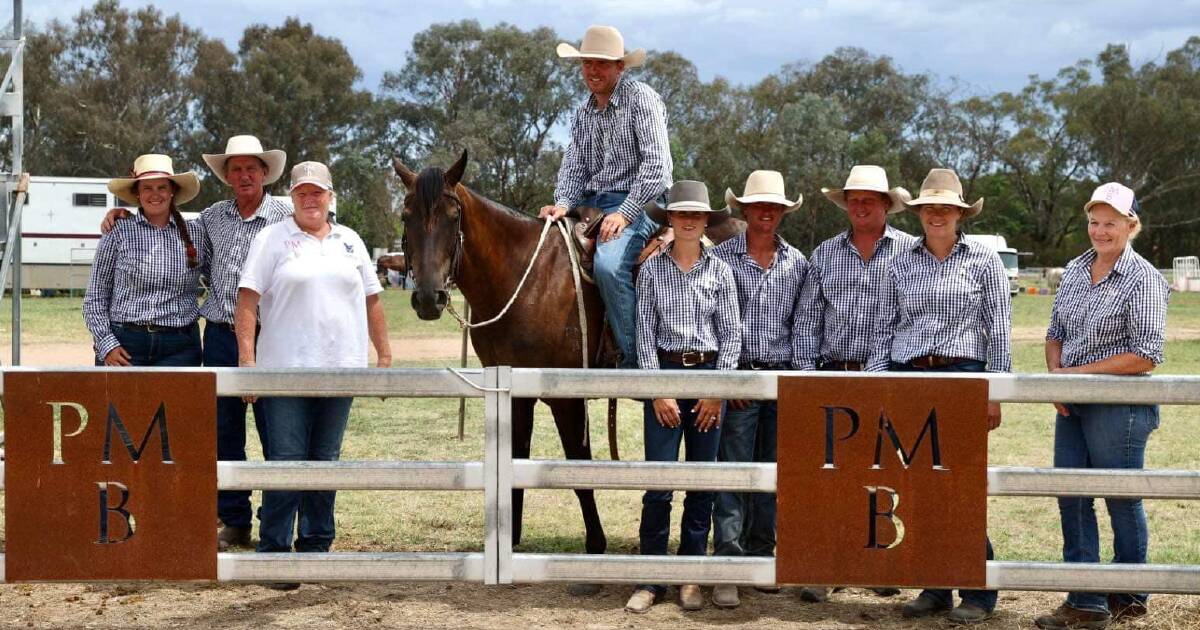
[666,201,712,211]
[919,189,965,202]
[133,170,173,179]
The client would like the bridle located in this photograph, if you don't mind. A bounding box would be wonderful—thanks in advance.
[402,189,465,290]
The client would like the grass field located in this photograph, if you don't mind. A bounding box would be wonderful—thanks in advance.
[0,291,1198,626]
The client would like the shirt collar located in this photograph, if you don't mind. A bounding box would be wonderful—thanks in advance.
[912,231,967,253]
[285,216,342,239]
[1082,244,1139,277]
[134,211,178,229]
[223,193,269,221]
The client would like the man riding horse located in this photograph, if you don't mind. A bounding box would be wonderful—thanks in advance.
[539,25,672,369]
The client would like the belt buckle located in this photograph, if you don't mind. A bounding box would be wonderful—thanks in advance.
[681,351,701,367]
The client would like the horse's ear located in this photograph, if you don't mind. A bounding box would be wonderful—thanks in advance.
[392,157,416,189]
[444,149,468,188]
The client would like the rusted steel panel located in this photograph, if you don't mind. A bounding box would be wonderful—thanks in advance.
[4,371,216,581]
[776,376,988,589]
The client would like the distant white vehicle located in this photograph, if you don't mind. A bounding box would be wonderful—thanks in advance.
[965,234,1020,296]
[16,176,198,291]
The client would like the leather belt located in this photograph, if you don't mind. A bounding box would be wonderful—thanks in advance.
[820,360,863,371]
[908,355,971,369]
[740,360,789,370]
[114,321,194,334]
[658,349,717,367]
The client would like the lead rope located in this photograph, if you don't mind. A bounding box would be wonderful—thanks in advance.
[445,216,590,369]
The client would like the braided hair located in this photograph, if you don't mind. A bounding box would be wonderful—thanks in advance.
[134,180,198,268]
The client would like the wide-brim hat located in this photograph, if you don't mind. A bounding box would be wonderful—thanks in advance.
[724,170,802,214]
[821,165,911,215]
[556,25,646,68]
[107,154,200,206]
[202,135,287,186]
[1084,182,1139,218]
[906,168,983,218]
[644,180,730,225]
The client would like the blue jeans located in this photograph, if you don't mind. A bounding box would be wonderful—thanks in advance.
[257,396,353,553]
[891,358,997,611]
[103,322,202,367]
[204,322,269,529]
[578,191,660,369]
[1055,403,1158,613]
[713,399,777,558]
[637,360,722,596]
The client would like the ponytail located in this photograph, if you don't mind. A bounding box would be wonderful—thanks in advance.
[170,204,199,268]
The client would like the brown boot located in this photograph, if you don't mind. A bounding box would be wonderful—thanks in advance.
[1034,604,1111,629]
[678,584,703,611]
[1107,595,1147,621]
[217,524,252,551]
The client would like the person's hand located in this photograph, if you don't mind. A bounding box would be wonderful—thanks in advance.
[1053,402,1070,417]
[376,355,392,368]
[599,213,630,242]
[652,398,681,428]
[693,398,723,432]
[100,208,132,233]
[987,401,1002,431]
[102,346,132,366]
[728,399,750,410]
[538,205,568,221]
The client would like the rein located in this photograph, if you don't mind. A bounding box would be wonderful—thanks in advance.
[440,194,590,369]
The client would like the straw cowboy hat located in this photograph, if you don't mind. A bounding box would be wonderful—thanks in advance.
[556,25,646,68]
[644,181,731,225]
[822,165,911,215]
[724,170,803,214]
[107,154,200,206]
[906,168,984,218]
[202,135,287,186]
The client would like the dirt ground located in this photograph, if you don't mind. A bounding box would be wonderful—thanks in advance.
[0,582,1197,629]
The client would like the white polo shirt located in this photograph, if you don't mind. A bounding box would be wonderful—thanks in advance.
[238,217,383,368]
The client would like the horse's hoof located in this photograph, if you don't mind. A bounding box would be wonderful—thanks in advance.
[567,583,603,597]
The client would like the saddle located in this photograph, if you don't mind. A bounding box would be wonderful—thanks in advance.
[569,206,749,278]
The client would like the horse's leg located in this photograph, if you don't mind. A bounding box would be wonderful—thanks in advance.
[546,398,607,556]
[510,397,536,548]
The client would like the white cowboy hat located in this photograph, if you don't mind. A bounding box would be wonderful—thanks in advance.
[821,165,911,215]
[202,135,287,186]
[556,25,646,68]
[724,170,803,214]
[644,180,731,225]
[107,154,200,206]
[906,168,984,218]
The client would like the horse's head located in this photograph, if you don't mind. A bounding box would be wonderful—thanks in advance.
[393,150,469,321]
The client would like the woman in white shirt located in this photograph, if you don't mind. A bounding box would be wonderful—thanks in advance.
[235,161,391,579]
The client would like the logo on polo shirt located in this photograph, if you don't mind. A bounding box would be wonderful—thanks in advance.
[344,243,354,253]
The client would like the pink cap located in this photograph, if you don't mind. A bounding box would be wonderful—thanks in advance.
[1084,182,1138,217]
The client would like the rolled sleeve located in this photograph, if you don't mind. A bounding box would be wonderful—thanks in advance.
[982,256,1013,373]
[1126,271,1170,365]
[714,266,742,371]
[635,270,660,369]
[791,262,822,370]
[865,269,898,372]
[82,231,120,360]
[618,94,672,222]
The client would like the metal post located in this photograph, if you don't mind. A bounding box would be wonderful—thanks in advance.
[496,365,512,584]
[482,366,498,585]
[457,302,470,440]
[8,0,22,365]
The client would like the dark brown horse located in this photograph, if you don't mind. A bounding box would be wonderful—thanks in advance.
[393,151,608,557]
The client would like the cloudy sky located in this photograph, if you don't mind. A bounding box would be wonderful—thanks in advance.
[19,0,1200,95]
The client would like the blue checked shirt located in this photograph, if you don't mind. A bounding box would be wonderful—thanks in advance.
[794,226,917,369]
[711,233,806,366]
[554,74,673,222]
[867,234,1012,372]
[193,196,292,324]
[83,213,206,360]
[636,245,742,371]
[1047,245,1169,367]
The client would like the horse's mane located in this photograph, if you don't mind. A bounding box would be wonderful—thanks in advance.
[415,166,539,225]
